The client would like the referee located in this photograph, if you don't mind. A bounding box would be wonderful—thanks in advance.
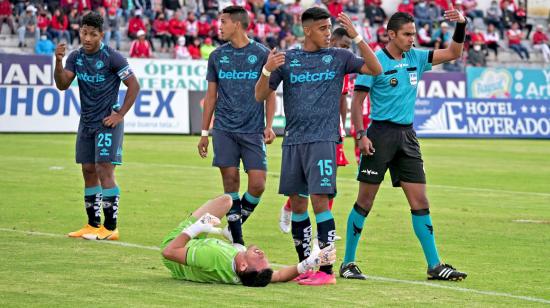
[340,10,468,281]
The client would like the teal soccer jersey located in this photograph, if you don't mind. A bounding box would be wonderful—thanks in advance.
[206,40,270,133]
[355,48,433,124]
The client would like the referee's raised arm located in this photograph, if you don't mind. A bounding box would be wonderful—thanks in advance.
[337,12,382,76]
[431,7,467,66]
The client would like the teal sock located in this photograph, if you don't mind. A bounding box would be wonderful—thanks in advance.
[411,209,440,269]
[343,203,368,265]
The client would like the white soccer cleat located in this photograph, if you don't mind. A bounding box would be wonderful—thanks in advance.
[279,205,291,233]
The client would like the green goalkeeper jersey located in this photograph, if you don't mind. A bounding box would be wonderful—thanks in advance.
[161,217,241,284]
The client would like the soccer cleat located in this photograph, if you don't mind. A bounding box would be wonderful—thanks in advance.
[222,225,233,242]
[298,271,336,286]
[292,270,315,282]
[427,263,467,281]
[68,224,100,238]
[339,262,367,280]
[82,225,119,240]
[279,205,291,233]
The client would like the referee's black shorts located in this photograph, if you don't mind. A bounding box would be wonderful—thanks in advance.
[357,120,426,187]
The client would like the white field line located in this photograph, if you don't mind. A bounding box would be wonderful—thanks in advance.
[128,162,550,198]
[2,227,549,305]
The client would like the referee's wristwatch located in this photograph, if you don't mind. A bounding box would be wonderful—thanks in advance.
[355,130,367,140]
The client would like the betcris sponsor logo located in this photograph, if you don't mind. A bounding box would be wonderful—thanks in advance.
[290,70,336,84]
[76,72,106,83]
[218,69,258,80]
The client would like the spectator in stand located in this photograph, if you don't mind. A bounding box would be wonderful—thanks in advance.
[469,27,485,52]
[514,1,531,38]
[501,0,516,29]
[0,0,15,34]
[327,0,343,21]
[35,34,56,54]
[462,0,482,19]
[185,11,198,44]
[129,29,153,57]
[263,0,284,24]
[128,9,146,39]
[375,22,389,47]
[266,14,281,48]
[432,21,451,49]
[68,8,81,45]
[17,5,39,47]
[134,0,153,20]
[427,0,443,25]
[173,36,191,59]
[468,41,486,66]
[37,9,50,36]
[104,7,122,50]
[163,0,181,17]
[486,0,504,37]
[291,16,304,40]
[507,21,529,60]
[344,0,359,14]
[365,0,386,26]
[287,0,303,24]
[484,23,499,58]
[417,22,434,47]
[181,0,198,18]
[169,10,186,46]
[414,0,432,30]
[154,11,171,52]
[203,0,218,19]
[199,36,215,59]
[187,36,201,59]
[397,0,414,16]
[49,8,71,44]
[532,24,550,63]
[197,13,210,39]
[254,13,269,45]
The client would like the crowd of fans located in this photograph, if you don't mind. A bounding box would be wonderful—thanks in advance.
[0,0,549,65]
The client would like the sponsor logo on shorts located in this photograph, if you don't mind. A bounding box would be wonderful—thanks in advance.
[361,169,379,175]
[100,148,109,156]
[320,177,332,187]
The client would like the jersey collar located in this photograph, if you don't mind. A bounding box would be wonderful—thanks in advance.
[382,47,405,60]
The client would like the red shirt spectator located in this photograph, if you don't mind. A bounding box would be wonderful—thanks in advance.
[37,12,50,32]
[470,30,485,44]
[129,31,152,58]
[254,15,270,40]
[533,29,549,45]
[153,17,169,34]
[169,13,186,37]
[506,28,522,45]
[76,0,92,13]
[197,15,210,37]
[103,0,121,9]
[188,39,201,59]
[128,15,146,37]
[327,0,343,18]
[51,13,68,30]
[397,1,414,16]
[0,0,12,16]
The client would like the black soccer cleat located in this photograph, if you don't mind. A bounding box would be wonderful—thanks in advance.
[339,262,367,280]
[427,263,467,281]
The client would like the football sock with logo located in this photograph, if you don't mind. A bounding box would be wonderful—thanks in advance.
[316,210,336,274]
[84,186,102,228]
[343,203,369,265]
[226,192,244,245]
[411,208,440,269]
[102,186,120,231]
[240,192,260,224]
[291,212,312,262]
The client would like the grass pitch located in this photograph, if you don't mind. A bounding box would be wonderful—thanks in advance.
[1,134,549,307]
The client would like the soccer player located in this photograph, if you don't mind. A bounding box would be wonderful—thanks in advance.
[255,8,381,285]
[197,6,276,246]
[340,11,468,281]
[54,12,140,240]
[278,27,353,235]
[161,194,336,287]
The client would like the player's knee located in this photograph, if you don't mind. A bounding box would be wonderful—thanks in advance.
[248,181,265,196]
[411,197,429,210]
[356,196,375,211]
[81,164,97,177]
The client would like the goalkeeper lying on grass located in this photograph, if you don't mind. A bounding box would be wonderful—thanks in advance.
[161,194,336,287]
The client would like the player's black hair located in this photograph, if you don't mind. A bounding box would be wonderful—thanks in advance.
[301,7,331,24]
[81,11,104,31]
[238,268,273,287]
[331,27,350,39]
[387,12,415,33]
[221,5,250,30]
